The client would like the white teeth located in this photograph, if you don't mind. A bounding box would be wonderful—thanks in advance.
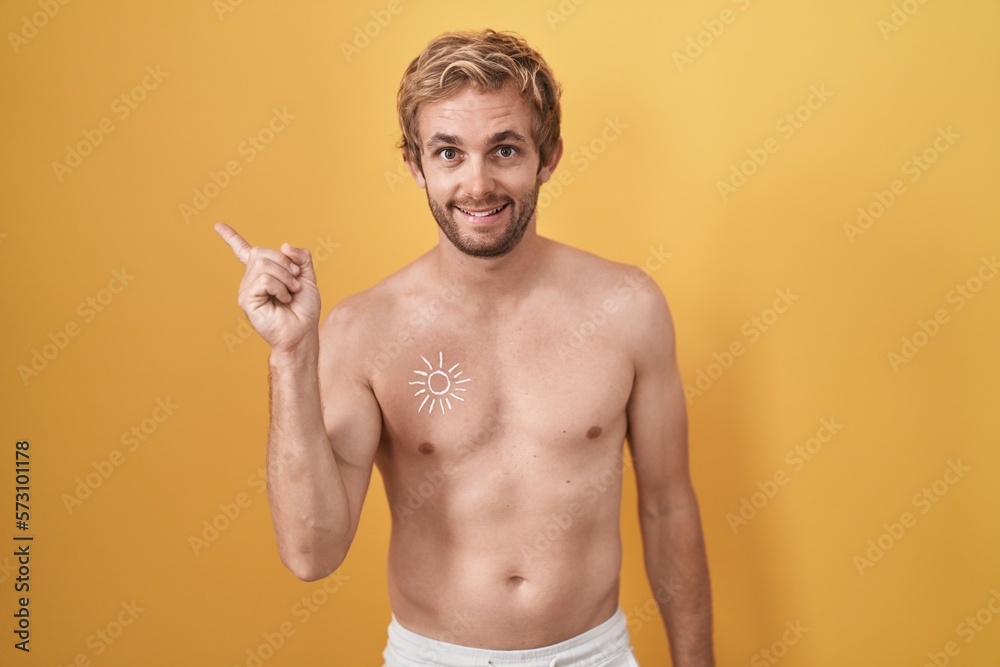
[459,204,505,217]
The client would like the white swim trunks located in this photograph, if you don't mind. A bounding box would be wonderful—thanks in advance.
[382,606,639,667]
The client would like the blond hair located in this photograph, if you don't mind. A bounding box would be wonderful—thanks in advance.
[397,29,562,171]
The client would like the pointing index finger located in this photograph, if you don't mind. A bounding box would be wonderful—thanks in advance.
[214,222,252,265]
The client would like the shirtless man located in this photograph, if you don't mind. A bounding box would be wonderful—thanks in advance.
[217,29,713,667]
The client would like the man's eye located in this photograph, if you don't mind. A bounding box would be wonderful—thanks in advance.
[439,148,458,160]
[497,146,517,158]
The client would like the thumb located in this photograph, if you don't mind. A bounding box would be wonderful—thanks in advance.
[281,243,317,281]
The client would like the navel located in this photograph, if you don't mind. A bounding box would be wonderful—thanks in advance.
[417,442,435,455]
[507,575,526,586]
[586,426,602,439]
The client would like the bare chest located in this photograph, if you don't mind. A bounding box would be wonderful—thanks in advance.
[368,308,635,463]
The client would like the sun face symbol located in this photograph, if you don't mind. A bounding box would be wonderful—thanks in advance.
[410,352,471,414]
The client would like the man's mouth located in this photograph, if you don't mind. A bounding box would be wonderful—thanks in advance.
[455,202,509,220]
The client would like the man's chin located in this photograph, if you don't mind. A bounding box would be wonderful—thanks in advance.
[443,223,522,258]
[450,236,517,258]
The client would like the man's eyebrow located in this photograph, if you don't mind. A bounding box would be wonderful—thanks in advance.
[486,130,528,145]
[425,133,461,149]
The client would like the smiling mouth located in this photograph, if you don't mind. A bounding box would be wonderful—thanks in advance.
[455,203,509,218]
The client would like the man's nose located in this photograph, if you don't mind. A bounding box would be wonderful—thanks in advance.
[463,157,496,199]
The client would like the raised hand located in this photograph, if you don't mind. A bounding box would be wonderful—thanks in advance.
[215,222,321,353]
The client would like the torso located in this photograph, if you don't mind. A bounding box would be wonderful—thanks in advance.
[355,239,646,648]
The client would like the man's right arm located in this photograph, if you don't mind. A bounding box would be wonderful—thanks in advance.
[215,223,381,581]
[266,304,382,581]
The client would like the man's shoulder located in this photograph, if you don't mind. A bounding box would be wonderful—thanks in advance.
[547,239,665,303]
[547,239,675,351]
[318,252,432,342]
[545,240,675,369]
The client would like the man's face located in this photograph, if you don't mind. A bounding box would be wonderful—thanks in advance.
[409,83,560,258]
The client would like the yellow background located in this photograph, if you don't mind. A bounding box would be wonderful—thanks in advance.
[2,0,998,664]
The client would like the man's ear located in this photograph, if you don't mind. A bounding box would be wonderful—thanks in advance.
[537,137,564,185]
[405,154,426,189]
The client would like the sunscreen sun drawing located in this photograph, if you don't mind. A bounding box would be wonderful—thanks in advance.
[410,352,471,415]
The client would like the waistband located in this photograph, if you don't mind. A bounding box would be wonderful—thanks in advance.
[382,606,633,667]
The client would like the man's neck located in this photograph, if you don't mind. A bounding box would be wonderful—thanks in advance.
[431,224,548,316]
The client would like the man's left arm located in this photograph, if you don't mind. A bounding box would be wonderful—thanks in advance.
[624,277,714,666]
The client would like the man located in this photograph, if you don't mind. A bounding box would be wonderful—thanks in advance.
[217,29,714,667]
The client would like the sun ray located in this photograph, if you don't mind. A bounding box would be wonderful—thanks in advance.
[438,351,444,368]
[421,355,433,370]
[448,363,459,372]
[418,395,430,412]
[449,393,464,401]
